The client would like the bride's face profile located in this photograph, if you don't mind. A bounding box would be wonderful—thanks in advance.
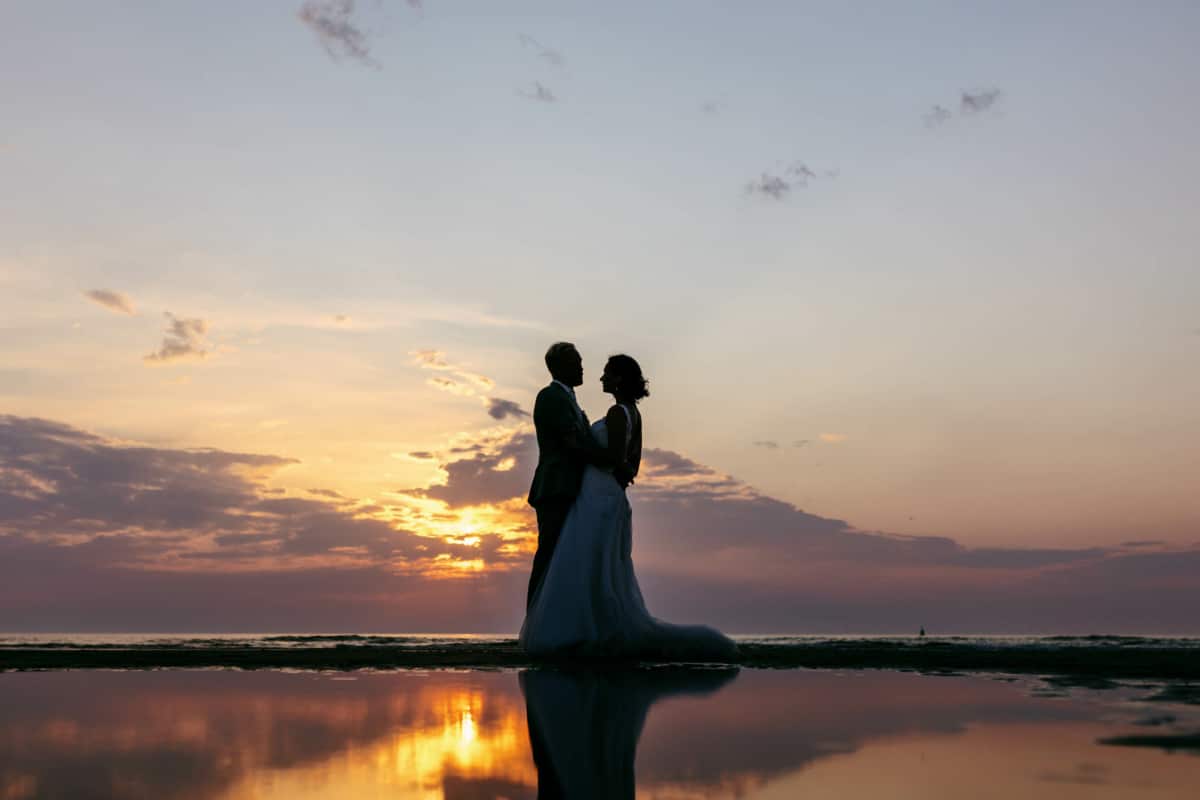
[600,365,619,396]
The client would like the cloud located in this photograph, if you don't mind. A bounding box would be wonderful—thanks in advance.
[752,440,779,450]
[409,432,536,509]
[818,433,847,443]
[518,34,565,67]
[487,398,530,421]
[784,162,818,184]
[923,104,953,127]
[411,349,451,370]
[426,375,475,397]
[297,0,377,68]
[793,440,810,448]
[0,414,473,575]
[393,427,1200,633]
[961,88,1002,115]
[745,161,836,200]
[519,82,558,104]
[411,350,494,389]
[411,350,495,395]
[641,448,712,479]
[700,101,721,115]
[4,415,1200,633]
[923,89,1003,127]
[745,173,792,200]
[144,312,210,364]
[83,289,135,315]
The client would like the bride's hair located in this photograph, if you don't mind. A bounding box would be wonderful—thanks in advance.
[606,354,650,401]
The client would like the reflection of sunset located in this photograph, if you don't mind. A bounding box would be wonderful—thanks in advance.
[0,672,536,800]
[221,685,535,800]
[4,669,1200,800]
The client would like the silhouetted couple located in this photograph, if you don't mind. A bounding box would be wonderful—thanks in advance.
[519,342,736,661]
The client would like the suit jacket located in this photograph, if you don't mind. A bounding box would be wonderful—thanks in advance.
[527,383,610,508]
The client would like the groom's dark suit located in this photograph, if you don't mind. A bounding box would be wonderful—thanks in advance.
[526,381,612,610]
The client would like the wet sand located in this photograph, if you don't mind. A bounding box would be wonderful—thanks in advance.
[3,635,1199,680]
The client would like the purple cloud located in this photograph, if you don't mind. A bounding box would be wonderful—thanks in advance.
[0,415,468,573]
[144,312,209,364]
[486,398,530,421]
[4,416,1200,634]
[961,88,1002,115]
[84,289,135,315]
[746,161,836,200]
[298,0,377,68]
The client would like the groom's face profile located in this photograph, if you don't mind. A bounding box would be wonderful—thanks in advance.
[549,346,584,387]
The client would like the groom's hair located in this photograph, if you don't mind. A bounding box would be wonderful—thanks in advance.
[544,341,577,373]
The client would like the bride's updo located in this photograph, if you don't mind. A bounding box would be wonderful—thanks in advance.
[606,354,650,401]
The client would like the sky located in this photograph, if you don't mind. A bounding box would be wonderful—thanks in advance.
[1,1,1198,632]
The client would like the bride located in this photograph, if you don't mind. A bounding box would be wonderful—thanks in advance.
[520,354,737,661]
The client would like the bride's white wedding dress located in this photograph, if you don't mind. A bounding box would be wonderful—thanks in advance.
[520,408,737,660]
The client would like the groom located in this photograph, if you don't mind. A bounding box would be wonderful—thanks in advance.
[526,342,627,610]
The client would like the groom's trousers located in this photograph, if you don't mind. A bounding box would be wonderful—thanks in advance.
[527,499,572,610]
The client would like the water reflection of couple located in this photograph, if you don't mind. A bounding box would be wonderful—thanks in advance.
[520,668,739,800]
[519,342,737,661]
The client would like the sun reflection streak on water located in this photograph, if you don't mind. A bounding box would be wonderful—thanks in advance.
[221,685,535,800]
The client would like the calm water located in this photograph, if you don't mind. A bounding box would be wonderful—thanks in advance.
[1,667,1197,799]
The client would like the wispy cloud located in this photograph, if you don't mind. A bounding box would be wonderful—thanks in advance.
[923,104,953,127]
[818,433,848,443]
[961,88,1002,115]
[519,82,558,104]
[144,313,210,364]
[923,88,1004,126]
[297,0,377,68]
[487,398,530,421]
[83,289,136,315]
[426,375,475,397]
[410,350,495,392]
[700,101,722,116]
[745,173,792,200]
[745,161,837,201]
[518,34,565,67]
[410,350,529,423]
[752,440,779,450]
[411,349,452,370]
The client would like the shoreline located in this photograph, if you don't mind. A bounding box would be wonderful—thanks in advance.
[2,639,1199,679]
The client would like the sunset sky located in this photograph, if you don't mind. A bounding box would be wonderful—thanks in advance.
[2,1,1198,633]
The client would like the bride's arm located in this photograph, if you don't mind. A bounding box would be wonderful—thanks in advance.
[604,405,633,487]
